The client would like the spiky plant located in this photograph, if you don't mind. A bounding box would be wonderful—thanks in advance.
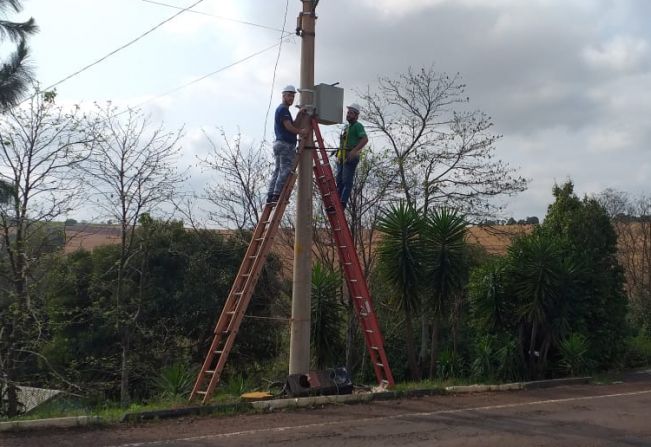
[0,0,38,109]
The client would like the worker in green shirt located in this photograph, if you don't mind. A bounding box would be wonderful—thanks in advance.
[335,103,368,209]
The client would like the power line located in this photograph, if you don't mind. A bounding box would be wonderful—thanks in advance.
[141,0,292,35]
[41,0,208,93]
[262,0,290,144]
[127,36,294,112]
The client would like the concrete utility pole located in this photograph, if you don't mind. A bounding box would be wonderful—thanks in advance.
[289,0,316,375]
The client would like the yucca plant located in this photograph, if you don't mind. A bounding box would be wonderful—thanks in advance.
[509,231,567,377]
[437,348,465,379]
[495,335,523,382]
[377,202,424,379]
[422,207,468,377]
[154,363,197,399]
[471,335,496,380]
[558,333,590,376]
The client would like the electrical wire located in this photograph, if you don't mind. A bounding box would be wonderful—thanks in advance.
[141,0,292,35]
[262,0,290,144]
[126,36,294,112]
[40,0,208,93]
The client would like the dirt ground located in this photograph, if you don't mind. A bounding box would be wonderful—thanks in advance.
[3,371,651,447]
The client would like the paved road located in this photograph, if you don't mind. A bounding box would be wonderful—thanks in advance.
[4,371,651,447]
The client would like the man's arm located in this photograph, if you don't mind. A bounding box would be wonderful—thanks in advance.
[347,133,368,161]
[283,109,308,136]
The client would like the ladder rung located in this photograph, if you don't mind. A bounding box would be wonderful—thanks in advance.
[376,363,384,367]
[334,228,341,231]
[226,311,235,315]
[350,279,358,283]
[214,350,223,355]
[354,296,363,300]
[339,245,347,248]
[371,346,379,350]
[255,237,264,241]
[205,370,215,375]
[196,391,207,395]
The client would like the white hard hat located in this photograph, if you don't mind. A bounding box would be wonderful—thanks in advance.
[282,85,297,94]
[347,103,361,113]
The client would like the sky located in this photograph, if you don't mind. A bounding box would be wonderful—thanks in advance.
[12,0,651,221]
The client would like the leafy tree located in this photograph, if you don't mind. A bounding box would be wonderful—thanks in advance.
[42,219,286,400]
[0,0,38,109]
[377,202,423,379]
[542,181,627,367]
[82,106,184,406]
[0,90,97,416]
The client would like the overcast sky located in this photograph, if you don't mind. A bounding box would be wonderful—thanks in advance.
[16,0,651,221]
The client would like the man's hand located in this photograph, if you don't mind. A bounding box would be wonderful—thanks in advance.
[299,127,309,137]
[346,149,360,162]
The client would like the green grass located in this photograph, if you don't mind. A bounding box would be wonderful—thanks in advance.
[391,377,473,392]
[3,391,247,424]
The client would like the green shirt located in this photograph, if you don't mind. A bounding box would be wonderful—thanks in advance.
[340,121,367,151]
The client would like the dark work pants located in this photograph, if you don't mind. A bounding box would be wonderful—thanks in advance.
[335,156,359,208]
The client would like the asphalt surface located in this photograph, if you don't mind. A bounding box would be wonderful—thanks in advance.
[3,371,651,447]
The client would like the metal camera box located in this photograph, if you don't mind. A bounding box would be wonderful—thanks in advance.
[315,83,344,125]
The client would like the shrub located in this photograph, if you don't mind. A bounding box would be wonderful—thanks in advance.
[623,334,651,368]
[558,333,590,376]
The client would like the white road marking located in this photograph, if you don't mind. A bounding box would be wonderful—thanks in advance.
[109,388,651,446]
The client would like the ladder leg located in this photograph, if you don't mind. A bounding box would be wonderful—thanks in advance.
[190,143,306,403]
[310,118,395,387]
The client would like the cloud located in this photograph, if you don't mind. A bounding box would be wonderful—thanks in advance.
[583,35,650,73]
[27,0,651,221]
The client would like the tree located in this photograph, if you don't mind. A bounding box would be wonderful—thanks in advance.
[0,90,96,416]
[42,219,286,399]
[359,66,527,218]
[83,105,184,406]
[422,208,468,377]
[0,0,38,109]
[508,231,575,377]
[598,189,651,334]
[198,130,269,230]
[377,202,423,379]
[542,181,627,367]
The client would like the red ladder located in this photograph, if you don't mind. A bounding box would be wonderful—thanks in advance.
[190,120,394,403]
[189,142,302,404]
[311,118,394,388]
